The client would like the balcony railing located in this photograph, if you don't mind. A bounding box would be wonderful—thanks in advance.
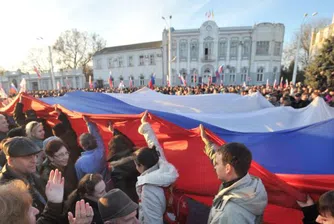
[201,55,216,62]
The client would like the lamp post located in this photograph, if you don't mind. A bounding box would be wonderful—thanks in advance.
[292,12,318,85]
[37,37,56,90]
[162,15,172,87]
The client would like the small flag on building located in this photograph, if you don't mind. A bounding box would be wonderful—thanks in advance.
[273,79,277,89]
[266,79,269,89]
[10,83,17,95]
[33,66,41,79]
[109,75,113,88]
[178,73,187,86]
[89,75,93,89]
[19,78,27,93]
[129,77,133,88]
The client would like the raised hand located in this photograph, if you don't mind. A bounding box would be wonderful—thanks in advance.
[82,115,89,123]
[19,95,23,103]
[68,200,94,224]
[141,110,148,123]
[54,105,61,115]
[45,169,64,203]
[199,124,207,140]
[296,195,315,208]
[108,121,114,133]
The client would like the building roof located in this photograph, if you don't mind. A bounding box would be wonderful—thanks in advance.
[94,41,162,56]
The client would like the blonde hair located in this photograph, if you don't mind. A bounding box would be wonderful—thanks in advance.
[0,180,32,224]
[25,121,42,138]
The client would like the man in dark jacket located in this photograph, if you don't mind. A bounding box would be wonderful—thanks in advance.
[0,137,47,213]
[53,107,83,163]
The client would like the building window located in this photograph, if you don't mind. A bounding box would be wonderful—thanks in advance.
[75,77,80,88]
[139,55,144,66]
[241,67,247,82]
[273,66,278,79]
[140,74,145,86]
[95,59,102,69]
[229,67,236,83]
[242,39,251,58]
[149,54,155,65]
[172,40,177,58]
[118,56,123,67]
[179,40,188,61]
[219,38,227,59]
[230,38,238,59]
[274,42,281,56]
[190,40,198,61]
[256,41,269,55]
[257,67,264,82]
[203,37,214,60]
[128,56,133,66]
[108,58,114,68]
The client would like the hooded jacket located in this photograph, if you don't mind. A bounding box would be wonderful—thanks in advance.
[208,173,267,224]
[136,122,179,224]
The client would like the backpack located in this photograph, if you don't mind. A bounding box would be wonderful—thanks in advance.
[163,185,189,224]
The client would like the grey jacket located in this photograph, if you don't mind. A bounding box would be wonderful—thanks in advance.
[136,122,179,224]
[208,173,268,224]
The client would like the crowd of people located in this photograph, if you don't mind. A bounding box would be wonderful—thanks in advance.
[8,83,333,109]
[0,89,333,223]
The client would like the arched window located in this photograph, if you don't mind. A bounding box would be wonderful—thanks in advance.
[229,67,236,83]
[257,67,264,82]
[219,38,227,59]
[179,40,188,61]
[241,67,248,82]
[242,38,251,58]
[230,38,239,59]
[190,39,198,61]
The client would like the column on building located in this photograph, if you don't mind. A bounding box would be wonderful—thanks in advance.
[237,41,242,85]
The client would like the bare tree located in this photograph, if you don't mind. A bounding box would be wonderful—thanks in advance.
[21,48,50,73]
[283,17,331,68]
[52,29,106,80]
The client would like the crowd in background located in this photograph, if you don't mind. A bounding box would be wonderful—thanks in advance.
[16,83,334,108]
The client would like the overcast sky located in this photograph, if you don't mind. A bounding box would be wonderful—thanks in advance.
[0,0,333,70]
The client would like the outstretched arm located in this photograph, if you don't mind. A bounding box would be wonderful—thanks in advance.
[138,111,166,160]
[199,124,219,166]
[13,95,26,126]
[82,116,104,150]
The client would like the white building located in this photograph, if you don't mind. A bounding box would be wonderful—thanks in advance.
[0,69,85,93]
[93,20,285,86]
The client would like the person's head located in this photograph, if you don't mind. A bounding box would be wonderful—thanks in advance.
[98,188,139,224]
[107,135,134,161]
[281,97,291,106]
[79,133,97,151]
[2,137,42,175]
[311,91,319,99]
[214,142,252,182]
[134,146,159,174]
[26,121,45,140]
[0,114,9,133]
[302,93,309,101]
[316,190,334,224]
[52,123,66,137]
[25,110,37,120]
[0,180,39,224]
[75,174,106,201]
[294,93,301,101]
[45,140,69,168]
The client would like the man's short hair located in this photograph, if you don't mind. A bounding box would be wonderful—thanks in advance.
[216,142,252,177]
[79,133,97,150]
[318,190,334,217]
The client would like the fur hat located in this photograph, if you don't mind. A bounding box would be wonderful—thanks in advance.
[98,188,138,221]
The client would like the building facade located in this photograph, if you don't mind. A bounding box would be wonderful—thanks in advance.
[310,14,334,59]
[93,20,285,87]
[0,69,85,93]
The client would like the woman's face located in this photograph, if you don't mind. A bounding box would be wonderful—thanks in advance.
[135,162,145,174]
[33,125,45,140]
[92,180,106,199]
[50,146,69,168]
[27,206,39,224]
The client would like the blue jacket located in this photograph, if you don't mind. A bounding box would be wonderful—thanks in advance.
[75,121,106,180]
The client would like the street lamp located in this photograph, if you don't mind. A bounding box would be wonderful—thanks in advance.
[162,15,172,86]
[292,12,318,85]
[36,37,56,90]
